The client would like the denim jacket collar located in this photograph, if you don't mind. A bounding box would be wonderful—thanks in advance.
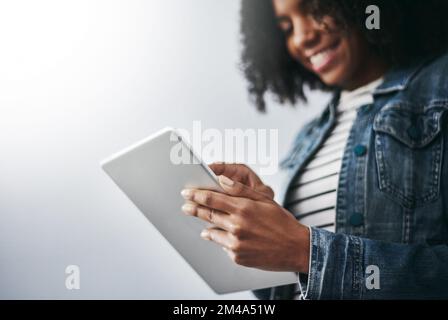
[279,54,440,173]
[373,54,439,96]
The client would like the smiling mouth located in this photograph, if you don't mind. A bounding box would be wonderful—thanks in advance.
[308,39,341,73]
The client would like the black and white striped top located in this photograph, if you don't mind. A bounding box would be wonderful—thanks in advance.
[285,77,384,233]
[289,78,383,300]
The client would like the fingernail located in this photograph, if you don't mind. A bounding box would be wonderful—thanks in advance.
[219,175,234,187]
[200,230,210,240]
[181,189,193,200]
[181,203,195,215]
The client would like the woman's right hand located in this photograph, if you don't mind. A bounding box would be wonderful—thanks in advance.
[208,162,275,200]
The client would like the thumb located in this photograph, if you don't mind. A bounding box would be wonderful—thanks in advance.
[217,175,271,201]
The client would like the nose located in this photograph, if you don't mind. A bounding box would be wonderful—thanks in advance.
[290,16,319,51]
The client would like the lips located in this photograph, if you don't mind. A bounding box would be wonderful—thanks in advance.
[307,40,341,73]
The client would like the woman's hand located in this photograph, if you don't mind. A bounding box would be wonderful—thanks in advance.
[208,162,275,200]
[181,168,310,273]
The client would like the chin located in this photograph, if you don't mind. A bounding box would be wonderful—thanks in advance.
[318,66,349,88]
[320,74,344,87]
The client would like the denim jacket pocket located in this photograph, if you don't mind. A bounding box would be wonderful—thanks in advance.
[372,101,446,208]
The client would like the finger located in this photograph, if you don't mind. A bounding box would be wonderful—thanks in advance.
[209,162,248,183]
[208,162,274,199]
[181,203,234,232]
[181,189,239,214]
[222,247,237,261]
[200,227,233,249]
[208,162,226,175]
[258,184,275,200]
[217,175,270,202]
[208,163,252,184]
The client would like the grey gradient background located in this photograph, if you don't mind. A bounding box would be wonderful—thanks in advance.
[0,0,329,299]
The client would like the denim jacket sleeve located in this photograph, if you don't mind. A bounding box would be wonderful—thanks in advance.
[300,227,448,299]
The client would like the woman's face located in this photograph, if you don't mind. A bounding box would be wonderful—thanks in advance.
[272,0,386,90]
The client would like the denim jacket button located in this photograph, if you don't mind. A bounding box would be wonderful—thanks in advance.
[353,145,367,157]
[360,104,372,114]
[349,213,364,226]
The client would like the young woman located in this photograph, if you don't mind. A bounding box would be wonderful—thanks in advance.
[180,0,448,299]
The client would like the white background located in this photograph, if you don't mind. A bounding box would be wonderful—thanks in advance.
[0,0,329,299]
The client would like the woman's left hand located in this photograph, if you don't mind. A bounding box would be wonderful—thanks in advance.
[181,175,310,273]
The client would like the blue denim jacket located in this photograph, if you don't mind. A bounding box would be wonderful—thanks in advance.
[255,52,448,299]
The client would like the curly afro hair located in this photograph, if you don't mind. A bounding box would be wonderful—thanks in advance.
[240,0,448,112]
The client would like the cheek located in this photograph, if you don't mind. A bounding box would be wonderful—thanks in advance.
[286,40,309,68]
[343,39,357,60]
[286,40,298,60]
[338,38,362,76]
[342,31,368,66]
[332,39,354,67]
[338,41,353,66]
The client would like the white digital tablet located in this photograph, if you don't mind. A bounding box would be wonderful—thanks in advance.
[100,127,297,294]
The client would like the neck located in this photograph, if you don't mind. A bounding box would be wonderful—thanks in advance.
[342,58,389,91]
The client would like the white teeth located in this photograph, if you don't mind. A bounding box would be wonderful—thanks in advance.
[309,48,333,67]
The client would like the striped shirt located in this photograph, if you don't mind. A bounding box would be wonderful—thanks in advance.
[287,77,383,300]
[285,77,383,233]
